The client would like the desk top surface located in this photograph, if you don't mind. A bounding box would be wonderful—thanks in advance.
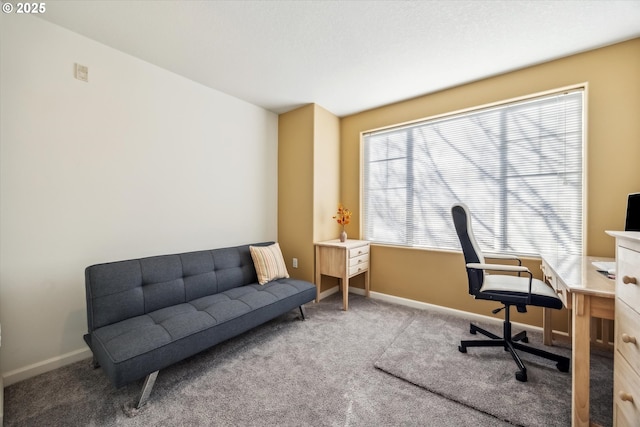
[541,253,615,298]
[606,230,640,243]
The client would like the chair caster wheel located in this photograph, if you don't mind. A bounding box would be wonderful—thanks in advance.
[469,326,477,335]
[556,360,570,372]
[521,337,529,343]
[458,345,467,353]
[516,371,527,382]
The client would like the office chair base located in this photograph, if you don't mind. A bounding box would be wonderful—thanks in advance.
[469,323,529,343]
[459,320,570,382]
[515,370,527,382]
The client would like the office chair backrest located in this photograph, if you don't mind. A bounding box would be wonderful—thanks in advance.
[451,203,485,295]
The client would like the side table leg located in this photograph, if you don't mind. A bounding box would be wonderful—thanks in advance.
[364,270,370,298]
[315,246,321,303]
[342,275,349,311]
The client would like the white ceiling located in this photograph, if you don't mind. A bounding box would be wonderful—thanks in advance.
[38,0,640,117]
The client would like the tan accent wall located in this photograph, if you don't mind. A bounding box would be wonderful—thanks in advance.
[313,105,342,243]
[338,38,640,328]
[278,104,340,290]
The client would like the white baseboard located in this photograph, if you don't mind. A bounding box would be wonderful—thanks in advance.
[368,290,542,333]
[2,347,92,387]
[318,285,541,334]
[317,285,341,301]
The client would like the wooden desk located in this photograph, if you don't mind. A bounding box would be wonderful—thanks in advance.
[314,239,370,310]
[540,254,615,427]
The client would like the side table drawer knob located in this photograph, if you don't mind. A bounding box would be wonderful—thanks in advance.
[622,333,637,344]
[619,391,635,403]
[622,275,638,285]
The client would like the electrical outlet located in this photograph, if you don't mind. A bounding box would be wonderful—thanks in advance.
[292,258,298,268]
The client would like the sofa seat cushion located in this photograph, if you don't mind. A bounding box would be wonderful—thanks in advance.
[93,306,213,362]
[92,278,314,365]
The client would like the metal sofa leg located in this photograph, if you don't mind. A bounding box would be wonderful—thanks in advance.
[90,355,100,369]
[135,371,159,409]
[299,305,307,320]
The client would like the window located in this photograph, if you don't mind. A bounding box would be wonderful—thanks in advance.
[362,88,584,256]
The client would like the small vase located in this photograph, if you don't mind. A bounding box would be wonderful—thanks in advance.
[339,229,347,242]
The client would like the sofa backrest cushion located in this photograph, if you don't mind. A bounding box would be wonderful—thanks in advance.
[85,242,271,332]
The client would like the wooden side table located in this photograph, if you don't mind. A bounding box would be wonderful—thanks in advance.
[314,239,370,310]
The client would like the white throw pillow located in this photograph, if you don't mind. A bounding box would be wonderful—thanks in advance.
[250,243,290,285]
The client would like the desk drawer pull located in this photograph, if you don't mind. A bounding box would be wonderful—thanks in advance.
[619,391,634,403]
[621,333,637,344]
[622,275,638,285]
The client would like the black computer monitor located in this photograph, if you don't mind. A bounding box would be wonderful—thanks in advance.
[625,192,640,231]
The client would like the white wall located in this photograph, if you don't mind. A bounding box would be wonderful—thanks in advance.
[0,14,279,385]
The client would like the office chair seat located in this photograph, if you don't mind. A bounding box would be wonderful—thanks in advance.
[480,274,563,309]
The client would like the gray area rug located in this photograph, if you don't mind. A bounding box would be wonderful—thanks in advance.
[374,311,613,427]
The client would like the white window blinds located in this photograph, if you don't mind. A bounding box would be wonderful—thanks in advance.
[362,89,584,256]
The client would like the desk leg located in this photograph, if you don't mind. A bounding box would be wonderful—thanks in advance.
[543,307,553,346]
[572,292,590,427]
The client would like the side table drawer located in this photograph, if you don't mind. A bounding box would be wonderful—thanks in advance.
[349,253,369,267]
[618,246,640,308]
[349,245,369,258]
[349,262,369,277]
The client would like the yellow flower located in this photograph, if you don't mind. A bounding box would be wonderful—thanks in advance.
[333,204,352,226]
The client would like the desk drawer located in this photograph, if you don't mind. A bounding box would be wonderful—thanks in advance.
[614,354,640,426]
[349,245,369,259]
[616,299,640,375]
[541,264,570,309]
[617,246,640,309]
[540,261,553,285]
[556,286,570,309]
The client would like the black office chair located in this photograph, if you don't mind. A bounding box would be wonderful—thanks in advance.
[451,203,569,382]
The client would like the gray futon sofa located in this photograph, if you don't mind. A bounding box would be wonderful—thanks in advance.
[84,242,316,409]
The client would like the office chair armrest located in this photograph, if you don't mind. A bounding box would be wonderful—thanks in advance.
[483,253,522,266]
[484,253,519,260]
[466,263,529,273]
[467,263,534,303]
